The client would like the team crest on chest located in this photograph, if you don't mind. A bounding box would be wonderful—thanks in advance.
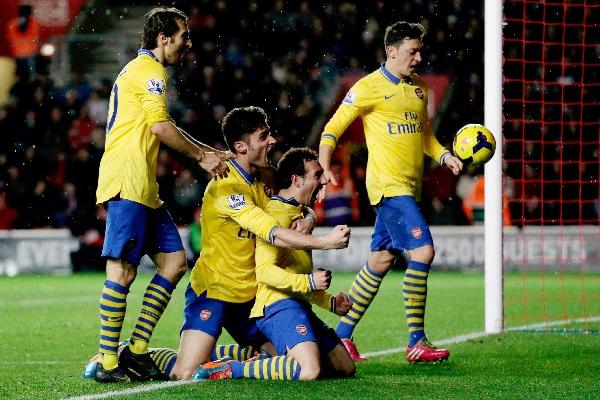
[228,194,247,210]
[414,88,424,99]
[411,227,422,239]
[200,309,212,321]
[296,324,308,335]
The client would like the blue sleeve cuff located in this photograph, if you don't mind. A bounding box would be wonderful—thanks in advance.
[268,226,277,244]
[440,151,451,165]
[321,133,338,144]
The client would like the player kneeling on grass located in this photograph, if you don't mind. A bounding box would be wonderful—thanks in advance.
[84,148,353,382]
[84,343,262,379]
[195,148,356,381]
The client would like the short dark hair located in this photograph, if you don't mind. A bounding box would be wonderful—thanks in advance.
[384,21,425,47]
[141,7,188,49]
[276,147,319,189]
[221,106,268,153]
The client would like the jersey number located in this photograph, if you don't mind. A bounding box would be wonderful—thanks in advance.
[106,84,119,134]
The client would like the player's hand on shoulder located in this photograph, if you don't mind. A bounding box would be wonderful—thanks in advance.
[310,268,332,290]
[219,150,235,161]
[199,150,234,179]
[334,292,352,316]
[443,154,463,175]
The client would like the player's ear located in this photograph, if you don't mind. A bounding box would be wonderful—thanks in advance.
[386,45,397,59]
[291,174,302,188]
[158,32,168,45]
[233,141,247,154]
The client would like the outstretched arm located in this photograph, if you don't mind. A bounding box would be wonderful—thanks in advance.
[271,225,350,250]
[151,121,233,178]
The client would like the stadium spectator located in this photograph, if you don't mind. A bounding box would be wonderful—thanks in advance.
[68,105,98,151]
[318,21,462,363]
[422,163,468,225]
[1,1,493,232]
[0,191,17,229]
[171,168,203,224]
[6,5,40,79]
[187,206,202,263]
[92,7,231,383]
[313,158,359,226]
[86,90,109,126]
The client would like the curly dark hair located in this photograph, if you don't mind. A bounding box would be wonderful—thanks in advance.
[384,21,425,47]
[276,147,319,189]
[221,106,269,153]
[141,7,188,49]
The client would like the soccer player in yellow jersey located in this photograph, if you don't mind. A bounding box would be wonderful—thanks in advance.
[171,107,351,380]
[195,148,355,381]
[319,21,463,363]
[93,7,232,383]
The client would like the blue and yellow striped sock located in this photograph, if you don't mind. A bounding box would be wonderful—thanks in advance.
[211,344,258,361]
[149,348,178,375]
[230,356,301,380]
[403,261,430,347]
[130,274,175,354]
[336,263,385,339]
[98,280,128,370]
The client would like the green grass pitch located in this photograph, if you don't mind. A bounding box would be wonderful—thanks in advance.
[1,271,599,400]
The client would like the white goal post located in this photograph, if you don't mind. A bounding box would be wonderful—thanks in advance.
[484,0,504,334]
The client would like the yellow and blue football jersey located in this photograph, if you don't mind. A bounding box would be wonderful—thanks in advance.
[320,65,449,204]
[251,195,334,318]
[189,160,280,303]
[97,49,172,208]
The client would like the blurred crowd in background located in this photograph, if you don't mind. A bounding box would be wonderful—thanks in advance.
[0,0,595,253]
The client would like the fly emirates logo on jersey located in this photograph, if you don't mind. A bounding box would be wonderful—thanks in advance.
[387,111,423,135]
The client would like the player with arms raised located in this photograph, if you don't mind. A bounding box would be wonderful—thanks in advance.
[170,107,351,380]
[319,21,463,363]
[94,7,231,383]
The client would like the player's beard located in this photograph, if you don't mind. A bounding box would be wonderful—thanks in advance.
[249,143,273,168]
[168,44,186,67]
[175,46,186,66]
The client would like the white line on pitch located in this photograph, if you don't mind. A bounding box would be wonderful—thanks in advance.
[0,296,98,307]
[62,316,600,400]
[363,315,600,358]
[362,330,490,358]
[64,380,197,400]
[60,329,490,400]
[0,361,70,365]
[505,315,600,331]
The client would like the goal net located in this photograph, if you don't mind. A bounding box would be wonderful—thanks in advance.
[501,0,600,332]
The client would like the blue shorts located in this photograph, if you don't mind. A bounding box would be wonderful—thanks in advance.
[181,285,268,349]
[371,196,433,253]
[256,299,340,355]
[101,199,184,266]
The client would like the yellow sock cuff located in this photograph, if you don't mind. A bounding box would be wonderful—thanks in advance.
[102,353,119,370]
[129,338,148,354]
